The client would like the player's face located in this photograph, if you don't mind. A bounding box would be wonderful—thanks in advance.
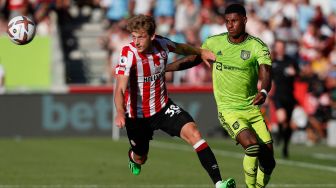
[224,13,247,38]
[131,30,155,53]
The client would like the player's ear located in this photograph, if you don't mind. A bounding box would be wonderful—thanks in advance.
[243,16,247,24]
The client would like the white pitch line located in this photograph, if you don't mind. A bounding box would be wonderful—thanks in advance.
[265,184,336,188]
[313,153,336,161]
[151,141,336,173]
[0,184,336,188]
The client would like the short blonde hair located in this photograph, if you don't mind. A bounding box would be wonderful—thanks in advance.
[126,15,156,36]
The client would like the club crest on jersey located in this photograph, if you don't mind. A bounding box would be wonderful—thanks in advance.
[160,51,167,59]
[240,50,250,60]
[232,121,240,130]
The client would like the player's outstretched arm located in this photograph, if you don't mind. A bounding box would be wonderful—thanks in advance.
[173,42,215,67]
[166,55,203,72]
[253,64,272,105]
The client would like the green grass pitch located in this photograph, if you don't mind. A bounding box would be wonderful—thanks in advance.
[0,137,335,188]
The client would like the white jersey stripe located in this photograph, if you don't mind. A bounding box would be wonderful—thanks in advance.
[160,70,167,108]
[134,50,145,118]
[148,54,157,116]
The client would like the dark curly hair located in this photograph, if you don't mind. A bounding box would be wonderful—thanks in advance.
[224,4,246,16]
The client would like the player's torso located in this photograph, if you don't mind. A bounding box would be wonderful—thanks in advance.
[207,34,262,109]
[127,44,169,118]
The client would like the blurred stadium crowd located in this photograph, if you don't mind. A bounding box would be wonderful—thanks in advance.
[1,0,336,146]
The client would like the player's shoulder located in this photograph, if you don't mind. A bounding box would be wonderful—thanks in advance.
[246,35,268,48]
[206,32,228,42]
[203,32,228,48]
[120,43,137,57]
[121,43,135,52]
[155,35,172,42]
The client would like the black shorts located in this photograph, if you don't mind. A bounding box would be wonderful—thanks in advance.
[273,96,296,120]
[125,99,194,156]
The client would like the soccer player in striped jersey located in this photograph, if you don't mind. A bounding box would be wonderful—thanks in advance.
[113,15,235,188]
[166,4,276,188]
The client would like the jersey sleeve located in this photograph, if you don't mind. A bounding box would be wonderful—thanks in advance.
[156,35,176,52]
[115,46,134,76]
[255,41,272,66]
[165,38,176,52]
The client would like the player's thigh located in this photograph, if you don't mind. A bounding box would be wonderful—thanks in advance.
[249,108,273,144]
[125,117,153,156]
[236,128,259,148]
[153,99,195,137]
[217,110,249,140]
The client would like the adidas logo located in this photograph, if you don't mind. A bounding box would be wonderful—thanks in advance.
[217,51,223,56]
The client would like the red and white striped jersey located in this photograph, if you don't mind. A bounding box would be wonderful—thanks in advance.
[115,35,176,118]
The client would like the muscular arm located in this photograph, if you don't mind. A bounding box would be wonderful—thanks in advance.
[259,64,272,93]
[173,42,215,67]
[166,55,202,72]
[173,43,202,55]
[114,75,129,128]
[253,64,272,105]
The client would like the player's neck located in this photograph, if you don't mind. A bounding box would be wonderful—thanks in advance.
[141,44,155,54]
[229,33,248,44]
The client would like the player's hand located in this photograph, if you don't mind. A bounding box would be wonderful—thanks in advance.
[200,49,216,67]
[253,92,267,105]
[115,113,126,128]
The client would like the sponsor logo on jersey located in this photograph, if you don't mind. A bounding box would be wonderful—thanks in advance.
[216,62,223,71]
[216,62,247,71]
[143,71,164,82]
[240,50,251,60]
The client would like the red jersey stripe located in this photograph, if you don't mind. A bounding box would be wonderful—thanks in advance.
[137,52,151,117]
[152,53,162,113]
[153,39,169,108]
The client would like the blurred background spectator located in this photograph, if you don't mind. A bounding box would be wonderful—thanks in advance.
[271,39,299,158]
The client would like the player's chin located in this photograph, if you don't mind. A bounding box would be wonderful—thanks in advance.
[228,31,236,35]
[136,47,144,52]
